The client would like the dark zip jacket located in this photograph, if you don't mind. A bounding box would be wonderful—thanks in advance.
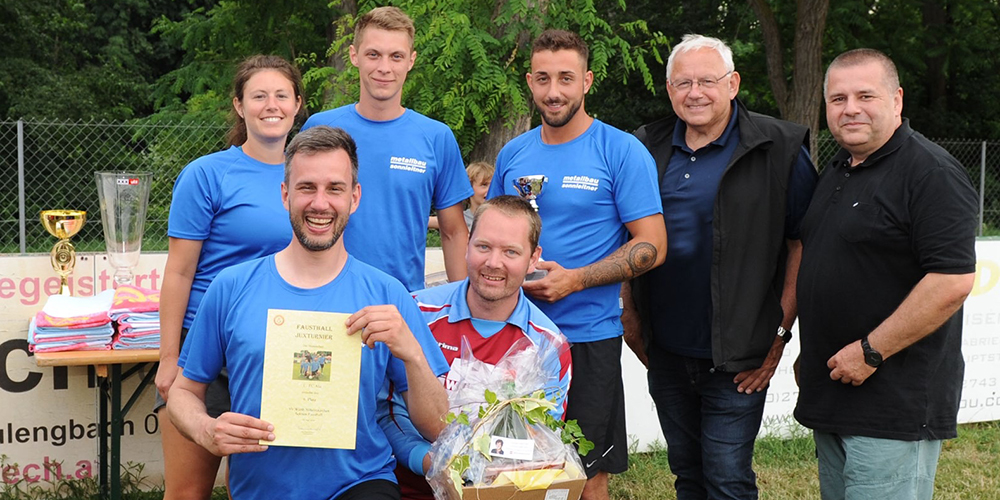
[632,99,809,372]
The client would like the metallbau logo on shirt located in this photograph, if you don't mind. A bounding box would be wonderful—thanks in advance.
[389,156,427,174]
[561,175,599,191]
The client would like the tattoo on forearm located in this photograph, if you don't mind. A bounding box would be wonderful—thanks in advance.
[627,242,657,275]
[580,242,659,289]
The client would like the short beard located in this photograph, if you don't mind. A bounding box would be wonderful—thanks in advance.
[539,98,582,128]
[291,214,346,252]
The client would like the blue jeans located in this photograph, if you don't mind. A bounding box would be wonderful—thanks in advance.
[647,347,767,500]
[814,431,941,500]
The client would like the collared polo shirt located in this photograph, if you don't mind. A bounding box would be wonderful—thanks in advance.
[648,104,816,358]
[646,103,741,358]
[413,279,571,412]
[795,119,978,440]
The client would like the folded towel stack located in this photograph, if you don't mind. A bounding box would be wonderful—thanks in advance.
[28,285,162,352]
[29,290,115,352]
[109,285,161,350]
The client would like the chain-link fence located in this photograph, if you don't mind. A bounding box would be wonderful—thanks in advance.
[1,118,228,254]
[2,118,999,255]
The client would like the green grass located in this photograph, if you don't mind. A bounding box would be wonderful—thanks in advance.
[0,461,228,500]
[292,361,332,382]
[935,421,1000,499]
[3,422,998,499]
[610,421,1000,500]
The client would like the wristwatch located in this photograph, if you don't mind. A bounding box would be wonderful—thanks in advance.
[776,325,792,344]
[861,335,883,367]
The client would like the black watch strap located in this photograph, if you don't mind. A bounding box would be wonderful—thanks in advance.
[861,335,883,367]
[776,326,792,344]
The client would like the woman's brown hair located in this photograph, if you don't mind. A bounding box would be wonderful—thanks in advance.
[227,55,305,146]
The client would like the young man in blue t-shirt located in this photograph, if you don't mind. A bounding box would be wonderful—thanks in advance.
[169,126,449,500]
[487,30,666,500]
[301,6,472,291]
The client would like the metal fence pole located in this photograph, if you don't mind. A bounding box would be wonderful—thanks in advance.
[981,141,987,237]
[17,119,26,254]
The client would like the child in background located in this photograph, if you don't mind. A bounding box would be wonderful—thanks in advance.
[429,161,493,231]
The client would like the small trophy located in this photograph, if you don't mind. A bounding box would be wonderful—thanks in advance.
[95,172,152,287]
[512,175,548,212]
[512,175,548,281]
[40,210,87,295]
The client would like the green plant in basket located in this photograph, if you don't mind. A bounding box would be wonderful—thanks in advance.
[440,387,594,497]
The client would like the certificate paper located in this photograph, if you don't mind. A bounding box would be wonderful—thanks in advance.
[258,309,361,449]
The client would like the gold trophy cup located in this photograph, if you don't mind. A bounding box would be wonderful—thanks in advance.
[40,209,87,295]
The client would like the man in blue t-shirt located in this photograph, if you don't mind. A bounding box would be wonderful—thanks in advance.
[301,6,472,291]
[169,126,449,500]
[487,29,666,500]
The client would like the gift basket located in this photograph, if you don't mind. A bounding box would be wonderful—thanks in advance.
[426,337,591,500]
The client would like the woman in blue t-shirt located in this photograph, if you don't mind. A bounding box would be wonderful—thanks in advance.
[154,54,303,500]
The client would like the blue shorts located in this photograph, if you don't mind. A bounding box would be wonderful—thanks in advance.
[814,431,942,500]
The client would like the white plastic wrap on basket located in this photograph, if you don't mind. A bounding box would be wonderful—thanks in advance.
[425,335,582,499]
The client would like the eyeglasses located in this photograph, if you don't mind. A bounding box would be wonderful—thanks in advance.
[669,71,733,91]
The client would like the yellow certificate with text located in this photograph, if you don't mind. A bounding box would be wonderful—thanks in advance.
[258,309,362,449]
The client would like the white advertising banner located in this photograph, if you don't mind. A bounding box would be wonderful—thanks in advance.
[958,241,1000,423]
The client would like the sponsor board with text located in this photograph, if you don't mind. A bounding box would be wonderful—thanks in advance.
[0,254,167,485]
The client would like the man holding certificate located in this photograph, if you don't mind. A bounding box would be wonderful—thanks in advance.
[169,126,450,500]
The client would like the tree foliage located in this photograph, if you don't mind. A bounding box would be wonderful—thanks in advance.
[305,0,668,160]
[822,0,1000,139]
[0,0,203,120]
[586,0,772,132]
[149,0,341,120]
[3,0,999,143]
[618,0,1000,142]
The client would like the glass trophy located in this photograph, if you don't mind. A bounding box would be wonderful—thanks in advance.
[95,172,152,287]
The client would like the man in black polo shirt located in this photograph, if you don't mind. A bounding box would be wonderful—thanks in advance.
[626,34,816,499]
[795,49,978,500]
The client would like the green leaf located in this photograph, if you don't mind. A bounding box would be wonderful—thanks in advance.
[524,406,548,425]
[522,398,557,413]
[449,468,465,499]
[473,434,493,460]
[563,419,583,438]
